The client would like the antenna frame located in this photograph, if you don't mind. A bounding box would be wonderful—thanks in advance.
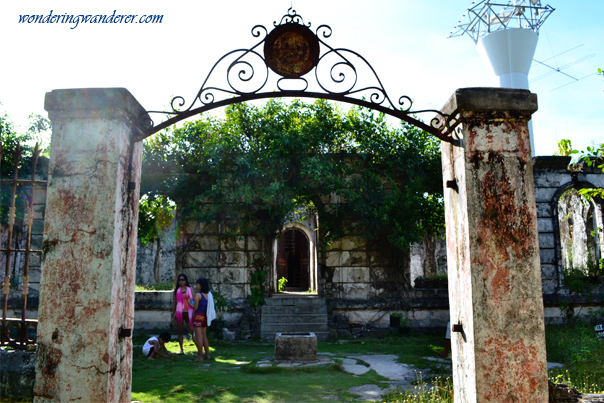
[449,0,554,44]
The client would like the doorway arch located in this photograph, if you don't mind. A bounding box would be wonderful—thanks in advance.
[273,222,318,293]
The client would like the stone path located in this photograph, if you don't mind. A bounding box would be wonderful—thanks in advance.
[339,354,418,401]
[338,355,572,402]
[256,355,334,368]
[345,355,415,383]
[251,353,589,402]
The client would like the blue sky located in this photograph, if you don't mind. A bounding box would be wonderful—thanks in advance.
[0,0,602,155]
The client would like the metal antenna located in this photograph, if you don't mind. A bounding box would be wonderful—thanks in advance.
[540,44,584,64]
[548,73,598,92]
[530,53,595,83]
[449,0,554,43]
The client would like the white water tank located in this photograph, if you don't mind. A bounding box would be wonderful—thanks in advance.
[449,1,554,156]
[477,28,539,90]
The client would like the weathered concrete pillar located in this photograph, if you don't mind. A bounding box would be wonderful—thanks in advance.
[441,88,548,402]
[35,88,144,402]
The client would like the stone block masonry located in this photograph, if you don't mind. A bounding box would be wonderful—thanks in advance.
[0,350,36,399]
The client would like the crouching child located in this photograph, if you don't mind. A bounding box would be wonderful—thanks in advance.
[143,332,173,360]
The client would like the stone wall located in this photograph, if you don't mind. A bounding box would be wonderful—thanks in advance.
[323,234,375,299]
[409,233,447,287]
[178,220,257,300]
[0,350,36,399]
[533,156,604,294]
[558,188,600,269]
[135,219,177,286]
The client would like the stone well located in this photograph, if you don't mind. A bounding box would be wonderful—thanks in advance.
[274,332,317,361]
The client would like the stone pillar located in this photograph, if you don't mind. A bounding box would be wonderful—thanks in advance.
[35,88,144,402]
[441,88,548,402]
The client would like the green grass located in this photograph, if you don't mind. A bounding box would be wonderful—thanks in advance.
[131,332,446,403]
[135,282,174,291]
[382,375,454,403]
[131,321,604,403]
[545,321,604,394]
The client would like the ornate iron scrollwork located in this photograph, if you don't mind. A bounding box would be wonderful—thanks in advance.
[138,8,456,143]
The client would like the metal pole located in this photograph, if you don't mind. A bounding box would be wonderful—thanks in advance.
[2,143,21,345]
[21,143,40,345]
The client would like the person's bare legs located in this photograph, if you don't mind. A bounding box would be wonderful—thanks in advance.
[177,320,185,354]
[183,315,191,353]
[438,339,451,358]
[148,344,160,360]
[193,326,204,362]
[202,327,210,359]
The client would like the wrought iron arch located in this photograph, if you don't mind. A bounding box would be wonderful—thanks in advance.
[137,8,458,143]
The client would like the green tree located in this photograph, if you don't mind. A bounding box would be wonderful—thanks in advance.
[138,194,176,283]
[553,139,579,157]
[141,99,444,290]
[0,107,51,224]
[554,138,604,199]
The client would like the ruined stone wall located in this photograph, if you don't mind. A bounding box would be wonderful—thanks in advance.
[177,221,261,301]
[323,235,375,299]
[409,233,447,287]
[533,156,604,294]
[135,219,177,286]
[533,156,573,294]
[558,188,599,269]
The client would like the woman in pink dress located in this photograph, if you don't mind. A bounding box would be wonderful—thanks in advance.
[172,273,193,355]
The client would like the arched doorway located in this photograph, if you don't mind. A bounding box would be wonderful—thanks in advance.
[277,228,310,291]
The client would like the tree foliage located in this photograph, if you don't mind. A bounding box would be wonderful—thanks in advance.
[555,139,604,199]
[141,99,444,273]
[553,139,579,157]
[0,109,51,177]
[138,194,175,246]
[0,107,51,225]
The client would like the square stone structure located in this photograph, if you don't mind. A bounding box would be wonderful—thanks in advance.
[35,88,144,403]
[274,332,317,361]
[440,88,548,403]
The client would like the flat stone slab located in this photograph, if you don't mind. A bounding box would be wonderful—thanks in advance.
[256,356,334,368]
[346,355,415,383]
[342,354,419,400]
[424,356,450,363]
[548,362,564,369]
[342,358,370,375]
[348,384,386,401]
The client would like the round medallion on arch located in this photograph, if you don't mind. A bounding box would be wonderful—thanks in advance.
[264,23,320,78]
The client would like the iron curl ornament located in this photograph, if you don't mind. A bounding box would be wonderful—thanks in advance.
[138,8,457,143]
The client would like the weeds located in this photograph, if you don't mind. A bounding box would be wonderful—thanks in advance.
[546,321,604,394]
[135,282,174,291]
[382,374,454,403]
